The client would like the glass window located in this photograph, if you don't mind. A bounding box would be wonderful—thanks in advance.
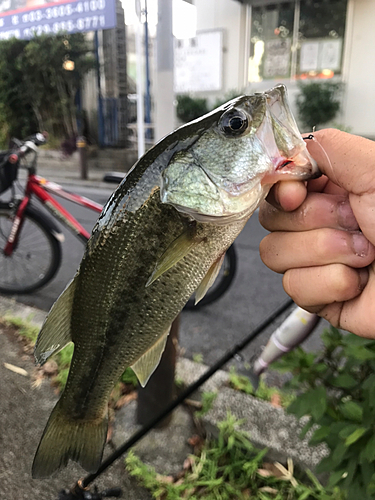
[248,0,348,82]
[297,0,348,79]
[249,2,295,82]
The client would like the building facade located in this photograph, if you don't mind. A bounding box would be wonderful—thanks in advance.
[192,0,375,138]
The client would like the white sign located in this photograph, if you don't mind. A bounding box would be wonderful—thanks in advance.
[300,41,320,72]
[174,30,223,93]
[263,38,291,78]
[300,38,342,73]
[320,39,342,71]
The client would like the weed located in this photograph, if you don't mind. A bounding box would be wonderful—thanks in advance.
[126,412,344,499]
[228,367,295,408]
[193,353,204,364]
[273,326,375,499]
[195,392,217,418]
[3,314,39,343]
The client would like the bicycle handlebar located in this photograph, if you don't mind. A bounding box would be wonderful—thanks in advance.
[16,132,48,157]
[1,132,48,170]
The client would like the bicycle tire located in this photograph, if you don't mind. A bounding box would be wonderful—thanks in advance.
[0,203,62,294]
[184,244,237,310]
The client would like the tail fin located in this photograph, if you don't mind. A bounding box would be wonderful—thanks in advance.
[32,401,108,478]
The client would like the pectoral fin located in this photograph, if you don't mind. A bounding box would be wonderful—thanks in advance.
[195,253,225,305]
[146,228,201,287]
[131,328,170,387]
[34,277,77,365]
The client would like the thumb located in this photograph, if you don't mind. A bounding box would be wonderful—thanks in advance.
[306,129,375,196]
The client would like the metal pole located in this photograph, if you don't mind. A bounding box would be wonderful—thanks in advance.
[144,0,151,132]
[94,31,105,147]
[135,0,145,158]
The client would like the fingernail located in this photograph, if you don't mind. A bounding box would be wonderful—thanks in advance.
[338,201,358,230]
[358,268,369,291]
[352,233,370,257]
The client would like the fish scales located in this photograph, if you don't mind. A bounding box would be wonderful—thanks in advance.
[67,188,245,414]
[32,84,319,478]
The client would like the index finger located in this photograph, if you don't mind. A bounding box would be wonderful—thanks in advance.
[307,129,375,196]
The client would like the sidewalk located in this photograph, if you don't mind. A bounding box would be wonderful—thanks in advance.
[31,148,136,190]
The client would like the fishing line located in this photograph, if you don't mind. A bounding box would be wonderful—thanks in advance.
[66,297,294,494]
[303,133,334,174]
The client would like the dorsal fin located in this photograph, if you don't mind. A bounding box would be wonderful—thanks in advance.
[194,253,225,305]
[34,277,77,365]
[130,328,171,387]
[146,227,201,287]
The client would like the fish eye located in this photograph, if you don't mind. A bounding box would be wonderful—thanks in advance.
[219,109,250,136]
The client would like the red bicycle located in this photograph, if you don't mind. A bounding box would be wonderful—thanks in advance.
[0,133,237,306]
[0,133,103,294]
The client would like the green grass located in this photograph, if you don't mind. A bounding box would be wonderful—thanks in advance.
[3,314,39,342]
[1,314,138,392]
[228,367,295,408]
[126,412,345,500]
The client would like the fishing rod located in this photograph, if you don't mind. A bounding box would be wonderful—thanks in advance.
[58,297,295,499]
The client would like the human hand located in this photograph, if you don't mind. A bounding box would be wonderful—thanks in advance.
[259,128,375,337]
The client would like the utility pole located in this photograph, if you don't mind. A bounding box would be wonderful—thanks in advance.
[137,0,178,427]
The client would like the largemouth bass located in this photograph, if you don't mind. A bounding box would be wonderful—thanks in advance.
[32,84,319,478]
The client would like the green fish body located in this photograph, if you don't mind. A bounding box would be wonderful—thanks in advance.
[32,85,319,478]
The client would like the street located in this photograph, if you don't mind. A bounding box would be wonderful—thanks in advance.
[4,183,324,371]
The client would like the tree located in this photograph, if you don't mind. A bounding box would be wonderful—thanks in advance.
[0,34,95,143]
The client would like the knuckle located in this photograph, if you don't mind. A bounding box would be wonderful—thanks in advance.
[328,264,361,301]
[313,229,332,261]
[259,235,276,268]
[282,269,299,301]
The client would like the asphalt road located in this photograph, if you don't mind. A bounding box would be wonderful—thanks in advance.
[3,183,324,372]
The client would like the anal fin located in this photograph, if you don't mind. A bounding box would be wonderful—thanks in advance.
[146,228,201,287]
[131,328,171,387]
[34,276,77,365]
[195,253,225,305]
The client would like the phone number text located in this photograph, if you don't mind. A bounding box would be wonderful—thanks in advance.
[0,14,106,39]
[1,0,105,26]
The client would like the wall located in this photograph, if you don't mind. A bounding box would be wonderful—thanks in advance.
[194,0,249,99]
[342,0,375,138]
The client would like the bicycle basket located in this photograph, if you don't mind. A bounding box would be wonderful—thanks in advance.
[0,153,18,194]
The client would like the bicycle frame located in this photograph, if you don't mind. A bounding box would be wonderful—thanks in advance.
[4,172,103,256]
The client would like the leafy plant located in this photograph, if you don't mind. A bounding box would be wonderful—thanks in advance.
[126,412,344,499]
[296,82,341,129]
[273,326,375,499]
[176,95,209,123]
[229,367,295,407]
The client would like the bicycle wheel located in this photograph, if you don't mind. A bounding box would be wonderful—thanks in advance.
[184,244,237,310]
[0,204,62,294]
